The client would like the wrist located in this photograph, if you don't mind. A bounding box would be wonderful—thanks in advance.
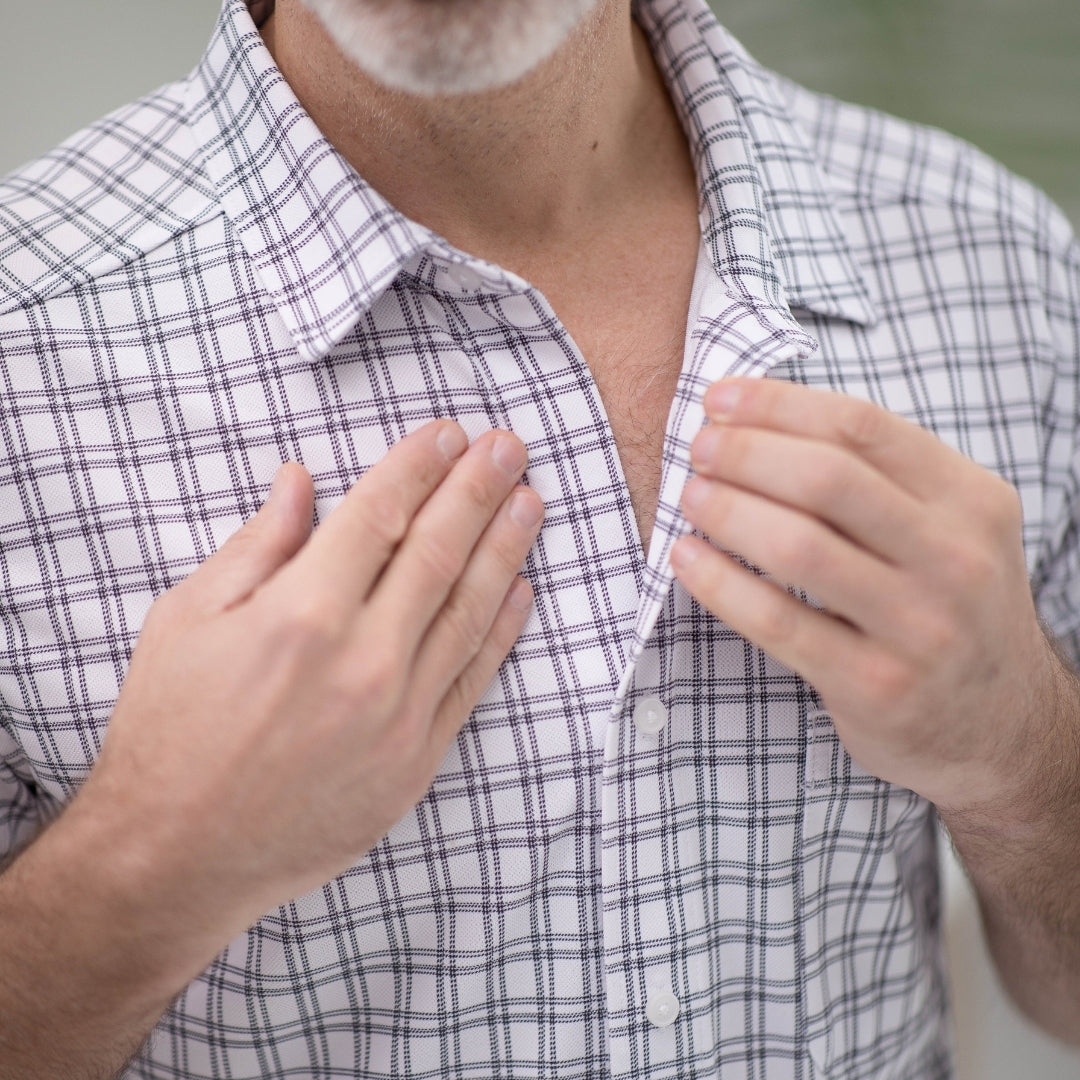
[0,788,230,1076]
[14,780,237,1004]
[938,645,1080,876]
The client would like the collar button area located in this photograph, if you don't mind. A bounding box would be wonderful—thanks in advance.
[633,696,668,736]
[645,988,681,1028]
[448,265,484,292]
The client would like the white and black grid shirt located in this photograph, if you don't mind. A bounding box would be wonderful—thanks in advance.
[2,0,1079,1076]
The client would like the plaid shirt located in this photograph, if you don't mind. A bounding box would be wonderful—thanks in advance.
[2,0,1079,1076]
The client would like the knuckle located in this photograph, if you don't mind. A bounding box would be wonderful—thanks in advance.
[448,642,505,722]
[754,592,799,645]
[802,458,846,509]
[440,591,491,655]
[458,471,498,514]
[773,530,824,582]
[224,516,265,553]
[353,657,403,711]
[920,614,959,659]
[438,680,471,727]
[838,399,882,451]
[449,668,493,723]
[415,532,466,583]
[333,641,406,712]
[962,549,997,590]
[701,482,735,533]
[230,517,296,570]
[989,476,1023,531]
[360,490,412,552]
[939,537,995,591]
[859,652,912,709]
[491,514,535,571]
[274,594,340,651]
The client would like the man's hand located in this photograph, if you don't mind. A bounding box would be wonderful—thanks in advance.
[670,376,1080,1043]
[669,376,1061,811]
[0,418,544,1078]
[89,418,544,933]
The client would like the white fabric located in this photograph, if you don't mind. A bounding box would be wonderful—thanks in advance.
[1,0,1079,1076]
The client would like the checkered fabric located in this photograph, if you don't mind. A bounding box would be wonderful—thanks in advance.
[2,0,1078,1076]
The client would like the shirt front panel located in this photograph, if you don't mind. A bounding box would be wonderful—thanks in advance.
[2,0,1079,1077]
[0,233,950,1080]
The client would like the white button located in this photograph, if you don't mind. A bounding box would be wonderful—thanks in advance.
[645,988,680,1028]
[449,265,483,292]
[633,696,668,736]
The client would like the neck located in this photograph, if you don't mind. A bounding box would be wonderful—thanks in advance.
[261,1,693,267]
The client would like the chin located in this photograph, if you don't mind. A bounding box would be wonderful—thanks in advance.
[298,0,602,96]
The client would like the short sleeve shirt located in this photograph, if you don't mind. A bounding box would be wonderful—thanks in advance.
[1,0,1079,1076]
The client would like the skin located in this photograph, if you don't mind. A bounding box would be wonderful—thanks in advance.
[0,1,1078,1075]
[258,0,702,549]
[670,378,1080,1044]
[0,422,545,1075]
[257,0,648,266]
[297,0,602,95]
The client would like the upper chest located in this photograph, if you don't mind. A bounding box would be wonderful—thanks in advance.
[520,216,703,547]
[0,220,1056,797]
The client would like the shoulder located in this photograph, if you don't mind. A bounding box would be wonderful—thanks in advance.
[0,79,221,320]
[777,76,1077,262]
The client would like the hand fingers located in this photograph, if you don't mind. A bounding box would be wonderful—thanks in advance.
[703,378,972,501]
[429,575,535,750]
[689,424,926,564]
[271,419,469,619]
[670,534,862,701]
[397,483,543,708]
[364,430,530,656]
[680,476,904,638]
[168,462,315,620]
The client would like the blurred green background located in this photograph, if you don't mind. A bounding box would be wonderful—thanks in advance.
[714,0,1080,227]
[0,1,1078,1077]
[1,0,1077,229]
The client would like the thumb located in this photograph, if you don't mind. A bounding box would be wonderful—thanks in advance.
[173,462,316,618]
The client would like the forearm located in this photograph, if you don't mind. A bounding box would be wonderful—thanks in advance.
[0,428,539,1076]
[0,799,225,1080]
[939,648,1080,1045]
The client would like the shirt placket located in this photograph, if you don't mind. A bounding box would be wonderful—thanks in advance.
[601,247,817,1075]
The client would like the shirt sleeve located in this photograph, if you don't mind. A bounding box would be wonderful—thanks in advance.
[1029,195,1080,667]
[0,721,46,866]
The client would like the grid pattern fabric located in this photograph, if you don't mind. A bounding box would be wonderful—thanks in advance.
[1,0,1079,1076]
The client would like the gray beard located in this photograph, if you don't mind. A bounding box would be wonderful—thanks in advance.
[298,0,603,95]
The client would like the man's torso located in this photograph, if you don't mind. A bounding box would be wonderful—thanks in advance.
[1,0,1078,1077]
[522,192,701,553]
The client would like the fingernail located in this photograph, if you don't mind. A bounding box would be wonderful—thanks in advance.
[437,422,469,460]
[705,381,740,419]
[690,427,721,471]
[508,577,534,613]
[492,434,527,475]
[509,490,544,528]
[670,538,699,569]
[268,466,288,502]
[682,477,706,509]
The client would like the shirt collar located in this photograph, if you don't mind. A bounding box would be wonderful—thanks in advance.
[635,0,877,329]
[185,0,877,364]
[184,0,434,363]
